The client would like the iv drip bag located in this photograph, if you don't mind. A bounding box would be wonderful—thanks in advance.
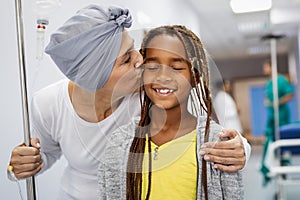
[35,0,61,20]
[35,0,61,60]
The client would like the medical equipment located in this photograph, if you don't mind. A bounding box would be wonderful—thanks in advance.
[265,139,300,200]
[13,0,61,199]
[265,123,300,200]
[261,33,285,142]
[14,0,37,199]
[35,0,61,60]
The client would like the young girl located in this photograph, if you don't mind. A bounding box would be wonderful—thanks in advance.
[98,25,244,200]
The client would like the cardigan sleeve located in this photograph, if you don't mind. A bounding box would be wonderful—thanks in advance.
[196,117,245,199]
[220,170,244,199]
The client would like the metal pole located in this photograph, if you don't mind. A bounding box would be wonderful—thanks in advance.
[14,0,37,199]
[270,37,282,200]
[270,38,280,142]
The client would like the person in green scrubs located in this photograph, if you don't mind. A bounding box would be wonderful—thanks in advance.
[260,59,294,185]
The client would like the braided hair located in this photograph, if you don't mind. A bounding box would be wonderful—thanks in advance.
[126,25,217,200]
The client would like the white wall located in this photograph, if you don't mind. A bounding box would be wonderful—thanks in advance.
[0,0,200,199]
[297,27,300,119]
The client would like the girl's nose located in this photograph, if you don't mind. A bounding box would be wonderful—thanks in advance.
[156,65,172,82]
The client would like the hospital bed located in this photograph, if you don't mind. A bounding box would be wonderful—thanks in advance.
[265,123,300,200]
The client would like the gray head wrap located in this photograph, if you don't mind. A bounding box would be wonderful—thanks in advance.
[45,4,132,91]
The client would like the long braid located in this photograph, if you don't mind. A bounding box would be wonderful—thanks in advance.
[126,89,152,200]
[126,30,156,199]
[171,25,218,200]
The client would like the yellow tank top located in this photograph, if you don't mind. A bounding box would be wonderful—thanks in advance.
[142,130,197,200]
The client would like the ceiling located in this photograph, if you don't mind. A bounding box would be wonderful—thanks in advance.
[10,0,300,62]
[185,0,300,60]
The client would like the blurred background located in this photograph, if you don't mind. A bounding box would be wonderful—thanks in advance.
[1,0,300,199]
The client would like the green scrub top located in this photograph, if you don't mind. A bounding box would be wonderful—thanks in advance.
[265,75,294,137]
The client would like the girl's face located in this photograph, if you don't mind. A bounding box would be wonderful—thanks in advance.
[143,34,193,110]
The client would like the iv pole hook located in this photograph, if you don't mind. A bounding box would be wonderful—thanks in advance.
[14,0,37,199]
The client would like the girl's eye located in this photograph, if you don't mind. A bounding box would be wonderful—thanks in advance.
[172,67,185,71]
[145,63,159,71]
[172,64,186,71]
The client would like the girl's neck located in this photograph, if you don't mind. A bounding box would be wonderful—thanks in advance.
[149,105,197,146]
[68,82,121,123]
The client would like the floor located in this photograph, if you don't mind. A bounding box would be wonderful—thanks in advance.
[243,144,300,200]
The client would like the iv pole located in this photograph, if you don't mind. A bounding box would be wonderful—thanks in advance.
[14,0,37,199]
[270,37,280,142]
[262,33,285,200]
[261,33,285,142]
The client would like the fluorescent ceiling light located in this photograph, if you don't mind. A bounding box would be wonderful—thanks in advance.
[230,0,272,14]
[247,46,270,55]
[237,21,270,33]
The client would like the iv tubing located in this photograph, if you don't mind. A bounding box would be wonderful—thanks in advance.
[14,0,37,199]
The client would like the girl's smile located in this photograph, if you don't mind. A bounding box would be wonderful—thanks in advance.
[153,87,177,96]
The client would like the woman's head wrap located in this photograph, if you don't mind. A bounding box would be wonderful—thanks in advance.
[45,4,132,91]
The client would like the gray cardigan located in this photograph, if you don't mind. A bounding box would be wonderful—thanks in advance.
[97,116,244,200]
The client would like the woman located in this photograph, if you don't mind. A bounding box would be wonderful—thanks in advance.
[8,4,249,200]
[9,5,142,199]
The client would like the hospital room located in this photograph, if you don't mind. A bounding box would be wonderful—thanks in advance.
[1,0,300,199]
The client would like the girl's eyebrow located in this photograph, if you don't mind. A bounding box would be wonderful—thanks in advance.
[172,57,186,62]
[144,57,186,63]
[144,57,157,62]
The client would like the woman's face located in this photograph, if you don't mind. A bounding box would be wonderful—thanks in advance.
[102,30,143,97]
[143,34,192,110]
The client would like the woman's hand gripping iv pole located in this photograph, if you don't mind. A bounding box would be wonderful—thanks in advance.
[8,138,42,200]
[9,138,43,179]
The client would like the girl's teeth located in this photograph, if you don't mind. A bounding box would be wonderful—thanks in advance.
[156,89,174,94]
